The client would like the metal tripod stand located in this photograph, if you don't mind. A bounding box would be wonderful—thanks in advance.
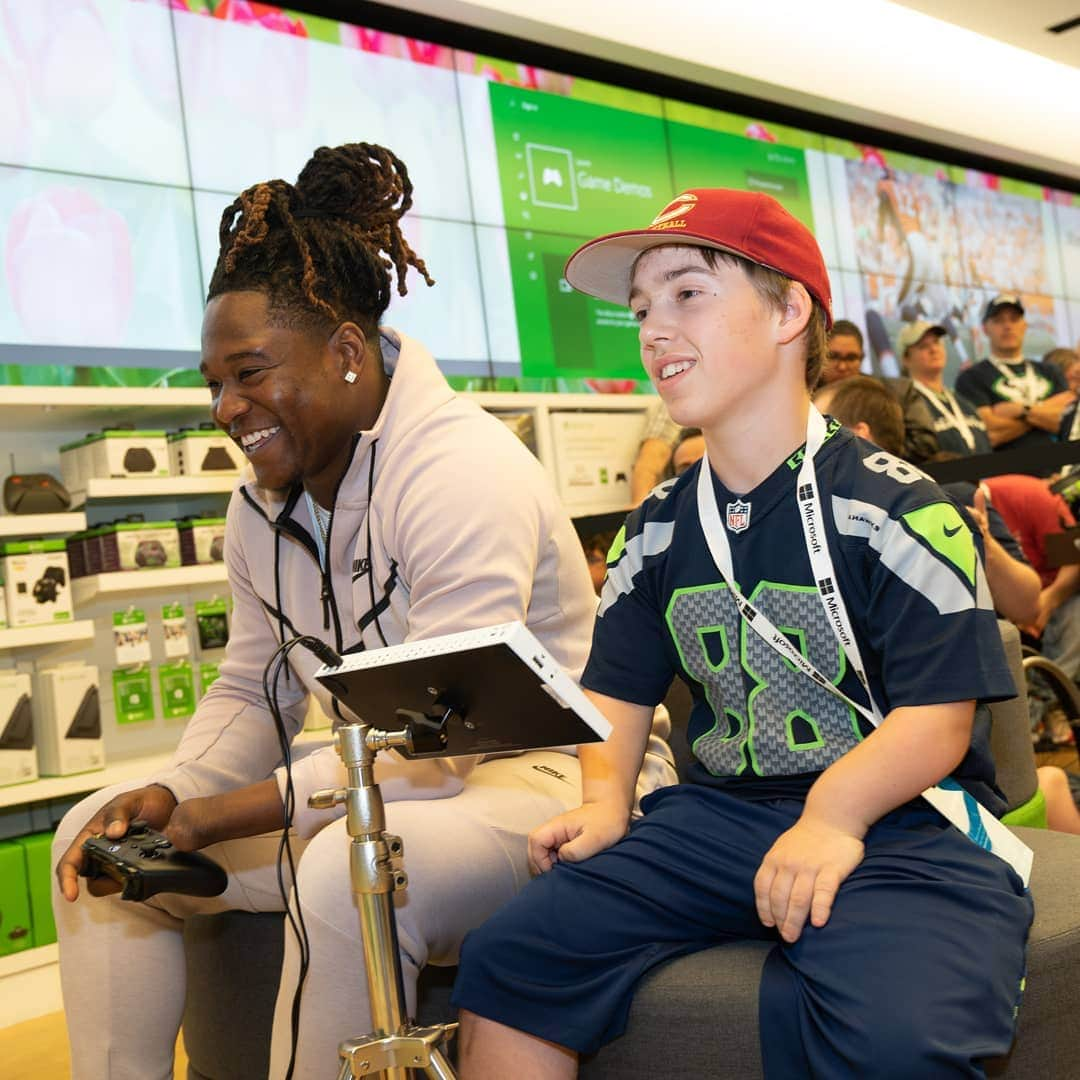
[309,710,459,1080]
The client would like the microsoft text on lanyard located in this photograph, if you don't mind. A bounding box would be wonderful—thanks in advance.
[695,406,1033,885]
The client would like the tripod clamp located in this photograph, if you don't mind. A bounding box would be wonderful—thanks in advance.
[309,694,460,1079]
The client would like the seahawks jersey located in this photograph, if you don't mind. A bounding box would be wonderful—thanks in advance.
[955,358,1066,453]
[583,425,1014,808]
[916,387,992,456]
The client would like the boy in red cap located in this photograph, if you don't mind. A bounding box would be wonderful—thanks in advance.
[452,189,1033,1077]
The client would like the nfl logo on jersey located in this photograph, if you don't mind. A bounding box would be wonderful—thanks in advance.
[726,500,751,533]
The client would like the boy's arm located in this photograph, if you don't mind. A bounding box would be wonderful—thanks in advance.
[528,690,654,873]
[754,699,974,944]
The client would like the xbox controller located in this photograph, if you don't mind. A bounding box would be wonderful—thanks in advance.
[80,820,227,902]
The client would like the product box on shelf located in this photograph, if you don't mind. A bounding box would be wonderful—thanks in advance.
[98,519,181,572]
[59,428,170,491]
[0,839,33,956]
[168,425,244,476]
[33,663,104,776]
[0,580,6,629]
[178,517,226,565]
[0,671,37,787]
[0,539,73,627]
[14,832,57,946]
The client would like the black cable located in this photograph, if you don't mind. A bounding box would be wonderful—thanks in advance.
[261,634,342,1080]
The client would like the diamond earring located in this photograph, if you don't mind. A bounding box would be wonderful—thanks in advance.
[344,371,358,383]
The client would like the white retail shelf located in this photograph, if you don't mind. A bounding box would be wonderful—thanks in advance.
[0,944,57,981]
[74,475,238,504]
[0,512,86,537]
[71,563,229,604]
[0,750,174,810]
[0,620,95,651]
[0,385,212,433]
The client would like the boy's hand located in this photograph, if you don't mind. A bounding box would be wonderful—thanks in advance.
[754,818,865,943]
[528,801,629,875]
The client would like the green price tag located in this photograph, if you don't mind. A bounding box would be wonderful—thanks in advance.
[199,661,222,696]
[112,668,154,725]
[158,662,196,719]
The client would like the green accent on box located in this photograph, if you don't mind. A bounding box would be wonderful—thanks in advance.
[179,518,226,529]
[168,429,226,440]
[14,833,56,947]
[162,603,184,620]
[113,609,147,627]
[102,521,178,533]
[0,538,67,555]
[60,430,168,450]
[0,840,33,957]
[112,668,155,725]
[158,662,196,719]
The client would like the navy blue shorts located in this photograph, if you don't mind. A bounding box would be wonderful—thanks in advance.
[453,785,1032,1077]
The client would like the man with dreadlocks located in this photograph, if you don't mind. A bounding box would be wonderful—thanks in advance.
[52,143,676,1079]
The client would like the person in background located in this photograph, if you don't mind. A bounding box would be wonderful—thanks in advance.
[956,295,1074,454]
[629,399,682,504]
[671,427,705,477]
[818,318,866,385]
[983,472,1080,747]
[582,530,618,596]
[818,376,1038,626]
[453,187,1031,1078]
[897,320,991,456]
[52,142,675,1080]
[1043,347,1080,395]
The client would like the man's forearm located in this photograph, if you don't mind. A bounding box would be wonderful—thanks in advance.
[983,534,1041,624]
[802,701,974,836]
[980,405,1028,447]
[1027,392,1077,433]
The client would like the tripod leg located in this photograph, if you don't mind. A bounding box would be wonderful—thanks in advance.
[422,1046,456,1080]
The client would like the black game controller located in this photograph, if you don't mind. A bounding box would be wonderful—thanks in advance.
[80,821,228,902]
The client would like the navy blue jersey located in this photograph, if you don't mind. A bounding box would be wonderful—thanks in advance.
[917,387,991,456]
[584,424,1014,810]
[955,358,1066,453]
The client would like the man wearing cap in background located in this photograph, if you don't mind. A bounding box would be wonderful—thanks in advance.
[452,188,1031,1078]
[955,294,1074,455]
[900,319,991,456]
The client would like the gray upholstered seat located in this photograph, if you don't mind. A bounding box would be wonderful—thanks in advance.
[183,623,1080,1079]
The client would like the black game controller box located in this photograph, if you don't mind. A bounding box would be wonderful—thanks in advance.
[81,821,227,902]
[168,425,244,476]
[0,539,73,627]
[0,672,38,787]
[34,664,104,776]
[59,428,169,494]
[97,520,180,572]
[178,517,227,565]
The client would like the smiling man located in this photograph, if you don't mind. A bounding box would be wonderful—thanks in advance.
[50,144,676,1080]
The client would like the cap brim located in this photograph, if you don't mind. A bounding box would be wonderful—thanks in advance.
[564,230,748,307]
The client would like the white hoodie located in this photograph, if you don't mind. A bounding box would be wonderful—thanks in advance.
[150,330,672,836]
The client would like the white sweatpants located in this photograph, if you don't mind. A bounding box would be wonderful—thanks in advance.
[52,751,582,1080]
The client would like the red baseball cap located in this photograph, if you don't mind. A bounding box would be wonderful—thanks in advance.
[564,188,833,327]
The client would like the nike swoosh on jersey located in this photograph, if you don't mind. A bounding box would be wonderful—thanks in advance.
[943,524,962,537]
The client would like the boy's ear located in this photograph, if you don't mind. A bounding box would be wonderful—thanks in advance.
[776,282,813,345]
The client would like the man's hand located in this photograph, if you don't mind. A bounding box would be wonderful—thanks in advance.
[528,801,629,875]
[753,817,865,944]
[1020,587,1058,639]
[56,785,178,902]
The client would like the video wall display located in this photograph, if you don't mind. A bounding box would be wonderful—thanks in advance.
[0,0,1078,390]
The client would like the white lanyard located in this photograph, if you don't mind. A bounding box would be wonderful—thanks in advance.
[695,406,1032,884]
[988,357,1040,407]
[913,381,976,452]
